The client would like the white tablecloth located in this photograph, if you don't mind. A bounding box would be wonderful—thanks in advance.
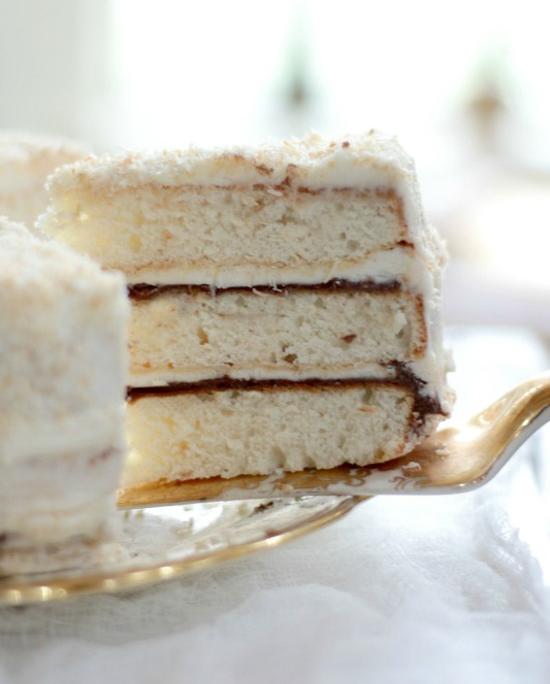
[1,327,549,684]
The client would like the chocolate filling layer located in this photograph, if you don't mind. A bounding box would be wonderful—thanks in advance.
[127,367,445,433]
[129,278,402,300]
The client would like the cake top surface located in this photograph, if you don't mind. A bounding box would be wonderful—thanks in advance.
[47,131,418,192]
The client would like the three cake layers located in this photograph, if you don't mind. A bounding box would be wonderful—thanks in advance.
[40,132,453,485]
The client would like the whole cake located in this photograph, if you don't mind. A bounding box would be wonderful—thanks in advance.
[0,131,88,227]
[39,131,453,486]
[0,218,128,571]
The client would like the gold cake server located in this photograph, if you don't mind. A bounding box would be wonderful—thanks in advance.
[118,373,550,508]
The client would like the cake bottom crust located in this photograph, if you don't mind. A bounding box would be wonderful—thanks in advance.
[123,382,439,486]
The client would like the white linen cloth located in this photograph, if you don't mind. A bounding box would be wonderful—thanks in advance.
[0,326,549,684]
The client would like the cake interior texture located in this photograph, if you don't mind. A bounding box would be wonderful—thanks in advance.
[128,283,426,386]
[40,132,453,487]
[41,186,407,284]
[124,382,417,485]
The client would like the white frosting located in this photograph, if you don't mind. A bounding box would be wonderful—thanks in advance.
[125,247,423,288]
[47,130,417,191]
[0,447,123,545]
[0,218,129,465]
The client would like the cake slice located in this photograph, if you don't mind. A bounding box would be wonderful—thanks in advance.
[0,218,128,572]
[40,131,453,486]
[0,131,88,227]
[128,281,428,385]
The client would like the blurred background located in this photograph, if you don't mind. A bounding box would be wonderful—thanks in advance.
[0,0,548,335]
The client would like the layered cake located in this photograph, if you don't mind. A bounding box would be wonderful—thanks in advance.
[0,218,128,572]
[39,131,453,486]
[0,131,88,227]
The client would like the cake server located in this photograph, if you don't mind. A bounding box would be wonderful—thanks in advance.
[118,373,550,508]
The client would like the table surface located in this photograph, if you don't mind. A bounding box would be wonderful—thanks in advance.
[1,326,549,684]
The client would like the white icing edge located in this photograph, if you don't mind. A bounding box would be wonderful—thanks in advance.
[0,448,122,544]
[0,406,126,466]
[0,218,129,464]
[129,363,396,387]
[46,130,415,192]
[126,248,424,287]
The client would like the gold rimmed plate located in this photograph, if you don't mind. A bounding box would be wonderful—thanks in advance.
[0,495,364,606]
[2,372,549,606]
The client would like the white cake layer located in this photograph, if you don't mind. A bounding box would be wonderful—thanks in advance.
[123,383,431,485]
[38,131,439,283]
[129,287,426,387]
[0,131,88,226]
[39,186,408,281]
